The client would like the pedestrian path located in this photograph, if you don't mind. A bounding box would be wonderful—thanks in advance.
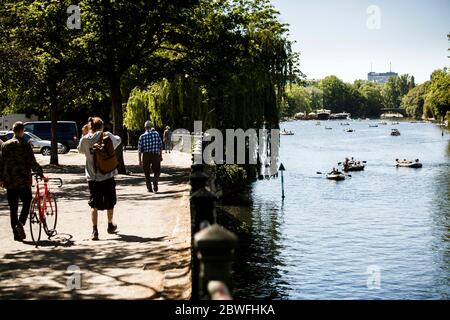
[0,150,191,299]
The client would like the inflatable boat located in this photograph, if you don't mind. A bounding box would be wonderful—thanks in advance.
[344,164,365,172]
[326,172,346,181]
[396,160,423,168]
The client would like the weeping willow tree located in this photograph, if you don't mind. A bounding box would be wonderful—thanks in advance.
[124,0,300,132]
[125,76,209,130]
[124,88,150,130]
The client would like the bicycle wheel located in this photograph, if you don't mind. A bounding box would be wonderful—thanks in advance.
[42,193,58,237]
[29,198,42,244]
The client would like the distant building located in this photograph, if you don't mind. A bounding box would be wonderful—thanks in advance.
[0,113,39,131]
[368,71,398,84]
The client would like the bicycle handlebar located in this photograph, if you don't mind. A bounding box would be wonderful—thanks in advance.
[32,174,63,188]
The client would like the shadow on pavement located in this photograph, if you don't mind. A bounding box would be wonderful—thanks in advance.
[0,239,191,299]
[116,234,167,243]
[21,233,75,248]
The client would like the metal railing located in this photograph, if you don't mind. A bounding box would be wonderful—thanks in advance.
[190,141,238,300]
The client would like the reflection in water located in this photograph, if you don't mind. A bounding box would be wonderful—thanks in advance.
[429,140,450,299]
[232,197,288,299]
[231,121,450,299]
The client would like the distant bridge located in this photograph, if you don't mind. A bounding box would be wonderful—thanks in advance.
[380,108,407,116]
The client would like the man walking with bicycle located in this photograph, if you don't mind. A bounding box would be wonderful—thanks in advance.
[0,122,44,241]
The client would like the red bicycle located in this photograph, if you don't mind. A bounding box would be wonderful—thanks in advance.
[29,174,63,245]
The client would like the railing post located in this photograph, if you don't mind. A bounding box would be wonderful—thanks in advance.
[190,188,217,233]
[191,163,206,173]
[189,171,209,193]
[194,224,238,299]
[207,281,233,300]
[189,164,213,301]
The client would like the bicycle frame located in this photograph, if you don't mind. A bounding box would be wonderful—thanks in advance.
[33,176,62,222]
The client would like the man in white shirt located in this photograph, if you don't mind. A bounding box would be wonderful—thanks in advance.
[78,117,121,240]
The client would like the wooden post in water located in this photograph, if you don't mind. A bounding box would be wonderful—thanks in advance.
[279,163,286,199]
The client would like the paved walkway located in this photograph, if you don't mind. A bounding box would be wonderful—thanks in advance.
[0,150,192,299]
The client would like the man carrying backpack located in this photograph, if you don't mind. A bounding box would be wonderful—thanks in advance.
[78,117,121,241]
[138,121,163,193]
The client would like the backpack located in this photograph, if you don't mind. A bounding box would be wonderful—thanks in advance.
[93,132,118,174]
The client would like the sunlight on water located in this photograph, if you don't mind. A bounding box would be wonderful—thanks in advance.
[233,120,450,300]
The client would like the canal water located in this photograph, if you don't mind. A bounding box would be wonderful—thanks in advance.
[231,120,449,300]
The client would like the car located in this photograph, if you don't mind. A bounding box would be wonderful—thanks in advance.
[23,121,79,153]
[0,131,65,156]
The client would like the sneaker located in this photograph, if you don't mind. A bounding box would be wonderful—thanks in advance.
[91,227,99,241]
[15,223,26,240]
[107,223,118,234]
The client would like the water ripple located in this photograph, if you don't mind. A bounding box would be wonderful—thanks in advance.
[233,121,450,300]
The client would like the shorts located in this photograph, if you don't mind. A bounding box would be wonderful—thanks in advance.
[88,178,117,211]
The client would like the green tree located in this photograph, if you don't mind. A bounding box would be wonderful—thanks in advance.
[402,82,431,119]
[381,74,414,109]
[71,0,198,173]
[124,88,151,131]
[319,75,348,113]
[123,0,299,133]
[1,0,90,165]
[353,80,384,118]
[319,76,364,116]
[280,84,311,117]
[305,86,324,111]
[424,69,450,121]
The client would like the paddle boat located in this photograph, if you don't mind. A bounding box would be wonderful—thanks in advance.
[395,159,423,168]
[326,171,346,181]
[343,163,365,172]
[341,158,366,172]
[280,129,294,136]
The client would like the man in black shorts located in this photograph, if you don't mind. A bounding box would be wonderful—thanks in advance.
[78,117,122,240]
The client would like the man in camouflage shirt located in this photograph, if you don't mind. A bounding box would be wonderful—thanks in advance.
[0,122,44,241]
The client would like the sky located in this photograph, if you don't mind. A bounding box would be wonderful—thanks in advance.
[270,0,450,83]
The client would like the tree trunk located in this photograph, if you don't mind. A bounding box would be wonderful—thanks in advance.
[110,77,126,174]
[50,103,59,166]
